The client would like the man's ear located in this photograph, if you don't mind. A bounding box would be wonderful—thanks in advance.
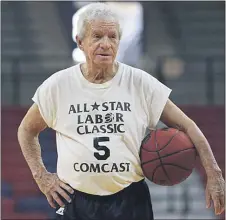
[76,35,84,51]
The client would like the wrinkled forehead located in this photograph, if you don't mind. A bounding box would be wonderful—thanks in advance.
[86,19,119,35]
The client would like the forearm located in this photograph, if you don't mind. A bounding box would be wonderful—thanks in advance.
[185,121,221,177]
[18,126,47,179]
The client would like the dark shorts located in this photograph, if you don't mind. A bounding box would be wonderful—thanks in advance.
[55,179,154,220]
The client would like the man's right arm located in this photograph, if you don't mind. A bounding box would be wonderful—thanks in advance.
[18,103,74,208]
[18,103,48,179]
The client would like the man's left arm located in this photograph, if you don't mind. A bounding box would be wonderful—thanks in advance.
[160,99,225,215]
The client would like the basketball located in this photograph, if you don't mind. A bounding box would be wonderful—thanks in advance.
[140,128,197,186]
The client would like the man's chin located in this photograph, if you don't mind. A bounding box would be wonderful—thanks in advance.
[94,59,114,66]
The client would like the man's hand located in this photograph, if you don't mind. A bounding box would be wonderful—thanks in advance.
[35,172,74,208]
[206,171,225,215]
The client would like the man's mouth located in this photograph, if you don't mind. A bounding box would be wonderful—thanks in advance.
[98,54,110,56]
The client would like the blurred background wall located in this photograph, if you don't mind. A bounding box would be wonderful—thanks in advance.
[1,1,225,219]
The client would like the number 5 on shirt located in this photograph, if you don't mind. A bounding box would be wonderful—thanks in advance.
[93,137,110,160]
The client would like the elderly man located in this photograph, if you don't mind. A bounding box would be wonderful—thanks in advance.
[18,3,224,220]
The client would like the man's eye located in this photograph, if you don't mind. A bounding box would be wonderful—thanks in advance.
[94,35,101,39]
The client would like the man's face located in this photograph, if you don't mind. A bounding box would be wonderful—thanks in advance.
[79,20,120,66]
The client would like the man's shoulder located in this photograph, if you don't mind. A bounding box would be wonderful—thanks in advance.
[121,62,150,76]
[43,64,79,86]
[120,62,155,82]
[50,64,78,81]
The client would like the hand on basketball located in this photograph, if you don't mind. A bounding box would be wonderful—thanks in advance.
[205,172,225,215]
[34,172,74,208]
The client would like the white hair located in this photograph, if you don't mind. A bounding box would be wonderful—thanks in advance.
[76,3,122,40]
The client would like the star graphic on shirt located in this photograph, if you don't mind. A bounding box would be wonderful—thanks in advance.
[91,102,100,111]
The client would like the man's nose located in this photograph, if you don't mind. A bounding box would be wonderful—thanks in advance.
[100,36,111,49]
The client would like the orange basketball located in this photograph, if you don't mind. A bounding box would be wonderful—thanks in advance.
[140,128,197,186]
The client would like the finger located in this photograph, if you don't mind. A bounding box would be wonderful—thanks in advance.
[212,197,221,215]
[205,189,211,208]
[219,194,225,214]
[51,191,65,207]
[56,187,72,203]
[59,182,74,194]
[46,195,56,209]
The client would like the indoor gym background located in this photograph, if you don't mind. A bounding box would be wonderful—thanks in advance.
[1,1,225,219]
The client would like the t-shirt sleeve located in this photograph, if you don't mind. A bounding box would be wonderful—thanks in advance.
[32,77,57,128]
[143,73,172,129]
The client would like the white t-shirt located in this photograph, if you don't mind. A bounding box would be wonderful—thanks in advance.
[32,62,171,195]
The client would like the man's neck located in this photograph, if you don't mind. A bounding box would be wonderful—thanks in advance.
[81,62,118,84]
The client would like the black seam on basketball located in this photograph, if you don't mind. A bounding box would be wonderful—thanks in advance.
[141,128,168,148]
[142,129,179,153]
[157,151,172,183]
[141,132,151,145]
[152,165,192,185]
[154,130,158,150]
[156,129,180,152]
[153,131,172,183]
[161,164,192,171]
[150,162,192,182]
[151,162,192,183]
[141,147,196,166]
[151,162,165,181]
